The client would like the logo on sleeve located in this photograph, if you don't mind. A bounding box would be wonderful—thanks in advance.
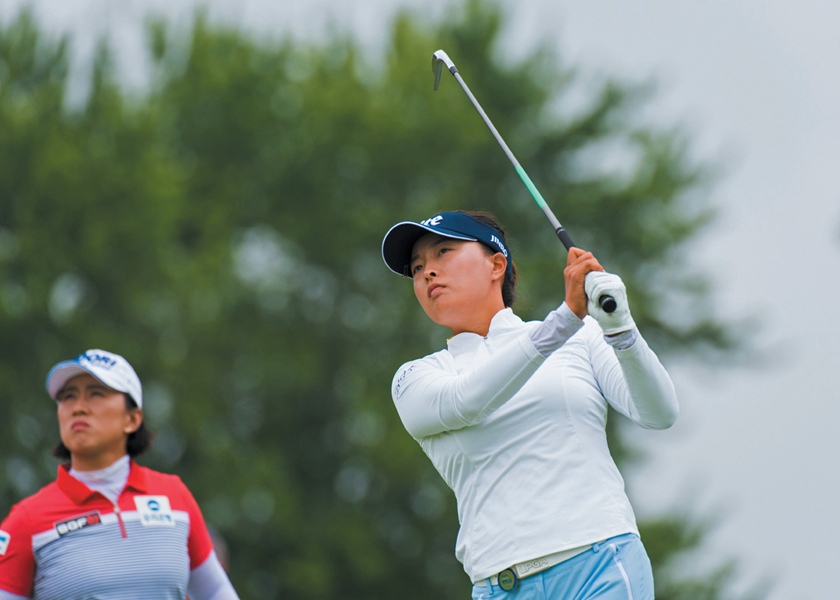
[135,495,175,527]
[0,529,10,555]
[55,512,101,537]
[394,365,415,398]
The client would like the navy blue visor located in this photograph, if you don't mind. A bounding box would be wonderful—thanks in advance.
[382,212,512,278]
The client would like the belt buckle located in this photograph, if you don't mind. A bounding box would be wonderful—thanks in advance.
[497,568,518,592]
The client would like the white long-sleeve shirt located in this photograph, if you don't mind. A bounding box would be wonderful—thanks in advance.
[390,306,678,582]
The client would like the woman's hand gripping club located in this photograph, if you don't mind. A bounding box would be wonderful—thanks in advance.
[564,248,635,335]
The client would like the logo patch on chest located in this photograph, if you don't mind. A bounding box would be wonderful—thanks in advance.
[134,495,175,526]
[55,512,101,537]
[0,529,10,555]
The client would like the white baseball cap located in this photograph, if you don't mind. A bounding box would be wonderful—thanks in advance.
[45,349,143,408]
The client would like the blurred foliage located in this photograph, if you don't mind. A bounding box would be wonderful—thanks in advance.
[0,2,754,598]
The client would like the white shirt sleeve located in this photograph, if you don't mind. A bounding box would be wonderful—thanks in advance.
[187,551,239,600]
[528,303,585,356]
[587,323,679,429]
[0,590,27,600]
[392,333,547,439]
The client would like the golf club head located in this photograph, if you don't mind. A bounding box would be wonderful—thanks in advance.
[432,49,456,91]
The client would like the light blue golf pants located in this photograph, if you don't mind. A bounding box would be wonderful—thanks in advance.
[470,534,654,600]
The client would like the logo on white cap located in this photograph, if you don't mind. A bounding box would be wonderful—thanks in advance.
[78,351,118,370]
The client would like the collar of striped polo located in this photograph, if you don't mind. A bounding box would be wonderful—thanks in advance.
[58,460,148,505]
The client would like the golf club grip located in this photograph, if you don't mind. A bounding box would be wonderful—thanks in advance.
[555,227,616,314]
[555,227,575,252]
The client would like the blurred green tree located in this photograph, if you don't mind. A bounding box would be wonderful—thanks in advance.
[0,2,756,599]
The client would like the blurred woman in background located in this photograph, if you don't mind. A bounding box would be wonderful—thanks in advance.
[381,211,678,600]
[0,349,238,600]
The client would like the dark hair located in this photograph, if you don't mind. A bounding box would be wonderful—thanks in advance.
[52,394,155,462]
[456,210,518,307]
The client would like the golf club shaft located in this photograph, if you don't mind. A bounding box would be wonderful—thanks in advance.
[437,55,615,312]
[450,71,576,250]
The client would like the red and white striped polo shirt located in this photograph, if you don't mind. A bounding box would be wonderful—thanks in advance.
[0,461,214,599]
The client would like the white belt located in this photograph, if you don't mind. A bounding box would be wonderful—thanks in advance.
[473,543,595,587]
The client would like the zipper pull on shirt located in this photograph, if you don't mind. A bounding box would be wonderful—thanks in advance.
[113,503,128,539]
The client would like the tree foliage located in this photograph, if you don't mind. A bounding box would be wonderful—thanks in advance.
[0,3,752,598]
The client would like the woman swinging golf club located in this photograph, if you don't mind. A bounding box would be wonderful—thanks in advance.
[382,211,678,600]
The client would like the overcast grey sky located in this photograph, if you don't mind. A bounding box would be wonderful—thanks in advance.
[1,1,838,598]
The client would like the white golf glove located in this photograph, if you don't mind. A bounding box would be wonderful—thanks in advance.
[585,272,635,335]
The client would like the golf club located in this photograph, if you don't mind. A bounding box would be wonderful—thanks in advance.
[432,49,617,313]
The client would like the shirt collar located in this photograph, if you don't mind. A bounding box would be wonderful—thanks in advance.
[57,458,148,504]
[446,308,524,356]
